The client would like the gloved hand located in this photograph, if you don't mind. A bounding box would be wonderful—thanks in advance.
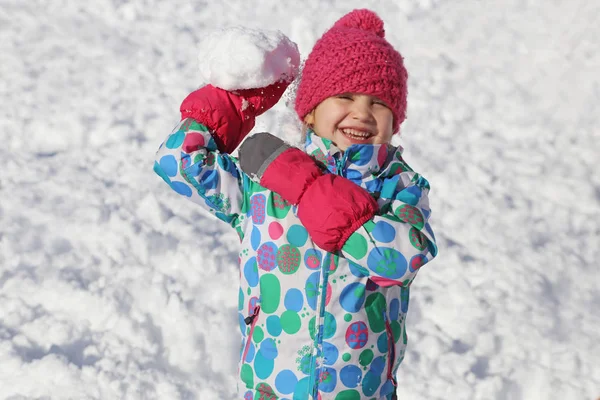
[239,132,378,252]
[180,79,290,154]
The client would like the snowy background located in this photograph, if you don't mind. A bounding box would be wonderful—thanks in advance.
[1,0,599,399]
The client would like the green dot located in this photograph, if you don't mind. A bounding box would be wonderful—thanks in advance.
[247,287,251,295]
[344,313,352,322]
[281,311,301,334]
[335,390,360,400]
[253,326,264,343]
[342,232,368,259]
[240,364,254,388]
[259,274,280,314]
[359,349,374,366]
[342,353,351,362]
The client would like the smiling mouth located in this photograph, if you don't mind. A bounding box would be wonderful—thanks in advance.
[340,128,373,141]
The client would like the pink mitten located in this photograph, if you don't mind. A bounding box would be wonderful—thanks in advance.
[180,79,290,153]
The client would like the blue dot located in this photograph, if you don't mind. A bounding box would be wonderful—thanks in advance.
[243,257,258,288]
[367,248,407,279]
[379,379,396,397]
[266,315,282,337]
[339,282,366,313]
[259,338,278,360]
[274,369,297,395]
[319,367,337,392]
[322,342,339,365]
[286,225,308,247]
[251,226,261,251]
[370,356,386,375]
[389,298,400,321]
[349,145,373,166]
[340,365,362,388]
[284,289,304,312]
[244,341,255,363]
[159,155,178,177]
[254,350,274,380]
[217,155,239,178]
[346,168,362,183]
[199,169,219,189]
[170,181,192,197]
[372,221,396,243]
[165,130,185,149]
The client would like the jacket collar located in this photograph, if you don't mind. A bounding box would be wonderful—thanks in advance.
[303,130,413,191]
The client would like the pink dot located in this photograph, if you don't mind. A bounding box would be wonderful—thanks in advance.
[325,283,332,306]
[268,222,284,240]
[182,132,205,153]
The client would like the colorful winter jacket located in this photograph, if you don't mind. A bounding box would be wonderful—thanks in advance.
[154,109,438,399]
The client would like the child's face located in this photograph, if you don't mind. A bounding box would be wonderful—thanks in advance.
[304,93,394,151]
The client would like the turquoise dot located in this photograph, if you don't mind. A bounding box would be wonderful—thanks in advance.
[266,315,282,337]
[260,338,278,360]
[377,332,388,354]
[254,350,274,379]
[348,261,369,278]
[275,369,298,395]
[287,225,308,247]
[165,130,185,149]
[159,155,178,177]
[371,221,396,243]
[170,181,192,197]
[153,161,171,184]
[238,313,246,336]
[284,289,304,312]
[243,257,258,287]
[294,377,311,398]
[361,370,381,396]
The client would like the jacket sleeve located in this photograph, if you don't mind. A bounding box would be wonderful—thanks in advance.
[153,118,246,226]
[339,174,438,287]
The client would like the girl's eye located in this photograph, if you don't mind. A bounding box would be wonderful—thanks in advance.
[337,95,353,100]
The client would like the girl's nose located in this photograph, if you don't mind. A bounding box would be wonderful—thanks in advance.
[351,100,374,122]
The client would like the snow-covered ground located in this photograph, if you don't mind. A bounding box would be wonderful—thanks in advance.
[1,0,599,399]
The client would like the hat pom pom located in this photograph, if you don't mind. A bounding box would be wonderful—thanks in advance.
[333,9,385,38]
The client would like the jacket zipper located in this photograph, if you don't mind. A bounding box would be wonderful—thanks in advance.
[384,311,398,387]
[242,305,260,362]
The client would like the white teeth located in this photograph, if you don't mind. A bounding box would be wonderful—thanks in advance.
[341,128,371,139]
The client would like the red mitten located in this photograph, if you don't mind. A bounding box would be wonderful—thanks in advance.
[239,132,378,252]
[180,80,290,153]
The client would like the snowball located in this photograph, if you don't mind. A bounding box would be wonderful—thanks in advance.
[197,27,300,90]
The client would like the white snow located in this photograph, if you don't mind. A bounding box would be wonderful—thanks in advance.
[197,27,300,90]
[1,0,599,399]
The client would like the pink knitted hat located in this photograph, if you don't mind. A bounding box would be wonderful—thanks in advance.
[295,9,408,134]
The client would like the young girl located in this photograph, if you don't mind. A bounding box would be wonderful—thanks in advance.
[154,9,438,400]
